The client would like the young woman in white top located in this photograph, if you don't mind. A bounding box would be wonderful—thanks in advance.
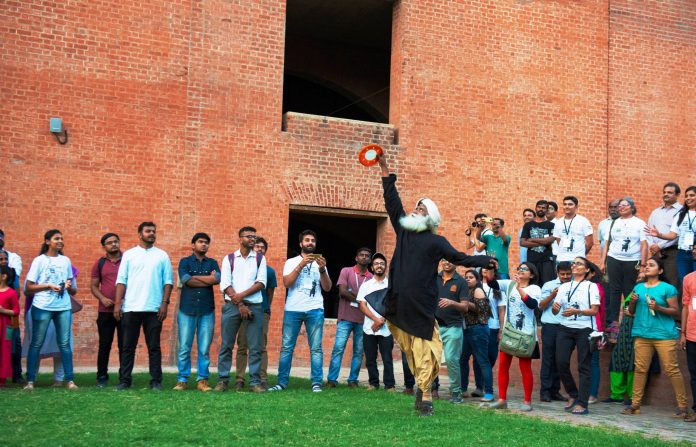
[599,197,647,325]
[646,185,696,282]
[552,256,600,415]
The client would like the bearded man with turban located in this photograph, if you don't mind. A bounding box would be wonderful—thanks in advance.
[376,151,497,416]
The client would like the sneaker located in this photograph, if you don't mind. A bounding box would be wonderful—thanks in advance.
[96,381,108,389]
[326,380,337,388]
[403,387,415,395]
[150,382,162,391]
[471,389,484,398]
[173,381,188,391]
[347,382,359,389]
[115,383,130,391]
[419,400,434,417]
[233,381,245,391]
[267,384,286,392]
[488,400,508,410]
[197,380,212,392]
[480,394,495,402]
[214,380,229,392]
[66,381,79,390]
[249,384,266,393]
[449,394,464,404]
[519,403,533,412]
[23,382,34,391]
[312,384,323,393]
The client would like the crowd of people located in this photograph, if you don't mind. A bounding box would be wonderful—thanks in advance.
[0,172,695,420]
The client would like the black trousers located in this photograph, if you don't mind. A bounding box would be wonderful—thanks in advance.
[363,334,395,388]
[529,259,556,288]
[97,312,123,382]
[606,256,639,323]
[687,340,696,412]
[118,312,162,386]
[540,323,561,397]
[556,325,592,408]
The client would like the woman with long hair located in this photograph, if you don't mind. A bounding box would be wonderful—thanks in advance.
[646,185,696,282]
[23,229,78,390]
[0,264,19,386]
[485,262,540,411]
[552,257,600,415]
[461,269,494,402]
[621,256,687,418]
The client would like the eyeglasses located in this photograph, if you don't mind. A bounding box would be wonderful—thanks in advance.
[571,261,586,267]
[516,267,530,272]
[242,235,257,240]
[372,262,386,267]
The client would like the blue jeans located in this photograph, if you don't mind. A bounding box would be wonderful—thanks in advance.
[464,328,499,391]
[590,350,600,397]
[177,310,215,382]
[327,320,363,383]
[462,324,493,395]
[217,302,264,386]
[677,249,696,283]
[277,309,324,388]
[26,307,73,382]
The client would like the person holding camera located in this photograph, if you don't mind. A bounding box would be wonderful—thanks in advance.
[552,257,600,415]
[465,214,490,256]
[216,226,267,393]
[481,218,511,279]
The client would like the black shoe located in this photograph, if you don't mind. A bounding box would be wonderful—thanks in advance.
[601,397,623,404]
[471,389,484,398]
[150,382,163,391]
[540,394,552,402]
[415,389,423,410]
[115,383,131,391]
[550,393,567,402]
[12,377,26,385]
[96,381,108,389]
[419,400,434,417]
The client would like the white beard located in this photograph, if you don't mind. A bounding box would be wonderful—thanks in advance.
[399,213,436,233]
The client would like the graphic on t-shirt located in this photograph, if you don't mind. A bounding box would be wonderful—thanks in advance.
[621,238,630,252]
[514,310,525,330]
[568,302,581,320]
[529,227,550,253]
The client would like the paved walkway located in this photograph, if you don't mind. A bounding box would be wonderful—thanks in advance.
[62,364,694,444]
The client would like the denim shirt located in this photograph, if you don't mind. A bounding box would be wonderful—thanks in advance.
[178,254,220,316]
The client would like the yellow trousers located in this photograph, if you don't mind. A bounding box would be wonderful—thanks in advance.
[631,337,687,409]
[388,321,443,401]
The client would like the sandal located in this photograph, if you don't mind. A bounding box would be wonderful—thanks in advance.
[571,406,589,415]
[564,400,577,412]
[672,408,689,419]
[684,413,696,422]
[621,406,641,415]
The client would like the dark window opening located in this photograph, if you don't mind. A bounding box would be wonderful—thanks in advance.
[286,208,381,319]
[283,0,392,124]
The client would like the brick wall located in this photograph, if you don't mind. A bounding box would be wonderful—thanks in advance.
[2,0,695,395]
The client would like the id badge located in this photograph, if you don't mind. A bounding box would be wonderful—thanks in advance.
[692,296,696,311]
[350,302,359,308]
[561,237,572,249]
[684,232,695,249]
[302,277,313,290]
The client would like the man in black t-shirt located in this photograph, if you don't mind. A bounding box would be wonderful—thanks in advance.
[521,200,556,285]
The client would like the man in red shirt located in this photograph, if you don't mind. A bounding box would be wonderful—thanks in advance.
[680,248,696,422]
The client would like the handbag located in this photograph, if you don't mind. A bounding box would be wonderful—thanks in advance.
[70,296,84,314]
[499,281,536,358]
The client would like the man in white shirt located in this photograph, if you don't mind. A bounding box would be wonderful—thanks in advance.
[114,222,174,391]
[646,182,682,289]
[215,226,267,393]
[0,229,22,277]
[597,199,621,253]
[552,196,594,262]
[356,252,393,391]
[268,230,332,393]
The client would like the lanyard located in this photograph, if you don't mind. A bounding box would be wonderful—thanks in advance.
[563,217,575,236]
[566,279,585,303]
[354,271,367,291]
[688,211,696,231]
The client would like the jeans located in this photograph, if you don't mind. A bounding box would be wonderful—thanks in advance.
[119,311,162,386]
[463,324,493,394]
[677,249,696,284]
[590,350,600,397]
[363,333,395,388]
[11,327,22,380]
[606,256,639,323]
[556,325,592,408]
[96,312,123,382]
[218,302,263,386]
[439,325,464,394]
[540,323,561,397]
[236,312,272,382]
[328,320,363,384]
[686,340,696,412]
[177,310,215,382]
[26,307,73,383]
[463,327,499,392]
[276,308,324,388]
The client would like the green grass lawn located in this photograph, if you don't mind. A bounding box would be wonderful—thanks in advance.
[1,373,689,447]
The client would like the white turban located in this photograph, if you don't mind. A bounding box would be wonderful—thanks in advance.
[417,198,441,228]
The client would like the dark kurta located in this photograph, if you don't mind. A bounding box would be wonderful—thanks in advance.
[382,174,494,340]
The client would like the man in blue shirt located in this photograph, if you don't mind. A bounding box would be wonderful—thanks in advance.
[173,233,220,392]
[114,222,174,391]
[234,236,277,389]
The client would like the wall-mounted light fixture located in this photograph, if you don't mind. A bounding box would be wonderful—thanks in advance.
[50,117,68,145]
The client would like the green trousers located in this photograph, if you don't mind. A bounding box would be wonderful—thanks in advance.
[609,371,633,400]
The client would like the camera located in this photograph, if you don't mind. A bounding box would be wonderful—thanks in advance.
[471,221,478,228]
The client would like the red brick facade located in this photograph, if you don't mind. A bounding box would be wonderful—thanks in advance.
[2,1,695,381]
